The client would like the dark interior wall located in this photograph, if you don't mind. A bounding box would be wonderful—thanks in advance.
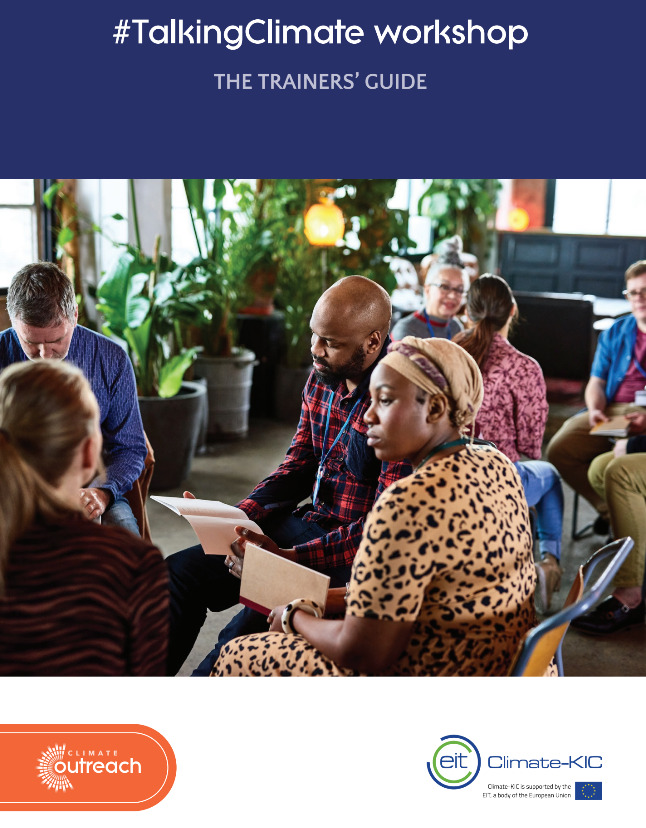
[499,232,646,297]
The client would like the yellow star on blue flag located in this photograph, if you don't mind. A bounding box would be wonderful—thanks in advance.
[575,782,602,800]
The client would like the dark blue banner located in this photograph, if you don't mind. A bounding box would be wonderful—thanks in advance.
[2,0,645,172]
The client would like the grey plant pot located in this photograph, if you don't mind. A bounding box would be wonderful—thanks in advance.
[138,380,207,491]
[194,347,256,440]
[274,364,313,424]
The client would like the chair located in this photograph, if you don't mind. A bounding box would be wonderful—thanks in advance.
[508,537,634,676]
[124,432,155,543]
[571,491,594,540]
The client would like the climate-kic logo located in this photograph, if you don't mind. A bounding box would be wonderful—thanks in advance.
[427,734,481,789]
[0,725,175,811]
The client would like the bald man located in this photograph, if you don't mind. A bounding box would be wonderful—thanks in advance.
[166,276,412,675]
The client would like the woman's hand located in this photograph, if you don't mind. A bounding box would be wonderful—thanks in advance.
[267,605,287,632]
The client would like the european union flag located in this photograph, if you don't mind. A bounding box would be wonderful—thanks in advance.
[575,782,602,800]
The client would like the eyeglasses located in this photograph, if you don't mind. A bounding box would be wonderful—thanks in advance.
[430,282,465,297]
[622,287,646,300]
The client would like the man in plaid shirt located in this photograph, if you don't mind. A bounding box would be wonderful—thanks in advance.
[166,276,411,674]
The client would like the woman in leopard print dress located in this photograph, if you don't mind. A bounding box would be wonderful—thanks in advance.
[213,337,537,677]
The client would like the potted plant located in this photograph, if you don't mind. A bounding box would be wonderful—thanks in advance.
[177,179,260,439]
[96,236,205,490]
[416,179,501,265]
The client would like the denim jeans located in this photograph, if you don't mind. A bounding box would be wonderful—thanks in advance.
[102,493,140,536]
[514,460,564,561]
[165,510,353,676]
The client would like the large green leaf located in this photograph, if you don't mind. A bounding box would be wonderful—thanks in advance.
[157,348,200,398]
[183,180,206,224]
[96,253,150,338]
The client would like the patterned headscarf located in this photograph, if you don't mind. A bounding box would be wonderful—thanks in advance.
[381,336,483,432]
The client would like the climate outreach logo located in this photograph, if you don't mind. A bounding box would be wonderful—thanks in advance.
[427,734,481,789]
[37,744,73,792]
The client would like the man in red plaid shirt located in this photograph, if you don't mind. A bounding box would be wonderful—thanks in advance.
[166,276,411,674]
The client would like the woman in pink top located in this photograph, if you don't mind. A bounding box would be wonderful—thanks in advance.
[454,275,564,613]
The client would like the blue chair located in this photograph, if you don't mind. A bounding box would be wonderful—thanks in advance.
[509,537,634,676]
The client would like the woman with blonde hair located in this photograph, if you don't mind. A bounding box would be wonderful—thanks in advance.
[0,360,168,675]
[213,337,537,677]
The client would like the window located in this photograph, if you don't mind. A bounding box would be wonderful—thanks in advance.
[553,179,646,236]
[388,179,433,254]
[171,179,256,265]
[0,179,39,289]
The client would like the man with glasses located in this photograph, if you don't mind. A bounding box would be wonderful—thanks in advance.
[547,260,646,540]
[391,236,467,341]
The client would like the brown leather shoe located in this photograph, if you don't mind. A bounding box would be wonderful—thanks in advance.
[535,554,562,614]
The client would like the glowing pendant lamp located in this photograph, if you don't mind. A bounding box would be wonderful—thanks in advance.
[304,197,345,246]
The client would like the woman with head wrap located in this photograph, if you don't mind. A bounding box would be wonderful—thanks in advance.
[213,337,537,677]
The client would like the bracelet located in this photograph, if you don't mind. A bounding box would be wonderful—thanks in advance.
[281,598,323,634]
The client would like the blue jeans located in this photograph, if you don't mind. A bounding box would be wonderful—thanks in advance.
[102,493,140,536]
[514,460,564,561]
[165,511,353,676]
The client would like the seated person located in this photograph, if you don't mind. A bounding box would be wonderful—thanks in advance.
[213,338,538,677]
[572,421,646,634]
[0,360,168,676]
[165,276,412,675]
[390,236,467,341]
[0,262,147,535]
[547,260,646,535]
[454,275,564,613]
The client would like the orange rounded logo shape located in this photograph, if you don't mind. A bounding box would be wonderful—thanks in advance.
[0,724,175,810]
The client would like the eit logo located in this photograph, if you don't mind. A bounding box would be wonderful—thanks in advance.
[427,735,481,789]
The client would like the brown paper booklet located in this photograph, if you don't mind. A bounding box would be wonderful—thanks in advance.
[150,496,261,555]
[589,415,629,437]
[239,543,330,615]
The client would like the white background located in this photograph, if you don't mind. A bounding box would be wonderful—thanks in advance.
[1,677,638,825]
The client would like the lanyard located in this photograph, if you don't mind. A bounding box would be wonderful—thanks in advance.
[312,389,364,505]
[633,355,646,380]
[416,437,470,470]
[422,308,436,338]
[415,437,497,470]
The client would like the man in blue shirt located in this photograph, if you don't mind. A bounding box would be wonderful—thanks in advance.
[0,262,147,534]
[547,260,646,535]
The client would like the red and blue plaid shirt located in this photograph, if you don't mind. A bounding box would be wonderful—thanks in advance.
[237,341,411,571]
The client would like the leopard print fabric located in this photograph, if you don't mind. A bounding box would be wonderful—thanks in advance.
[213,445,537,677]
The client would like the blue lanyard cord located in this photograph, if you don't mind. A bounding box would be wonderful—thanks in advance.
[633,354,646,381]
[423,308,436,338]
[312,389,364,505]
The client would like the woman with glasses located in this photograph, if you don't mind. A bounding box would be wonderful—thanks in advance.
[454,275,565,614]
[391,236,467,341]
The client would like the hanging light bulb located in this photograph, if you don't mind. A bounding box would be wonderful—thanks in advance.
[304,197,345,246]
